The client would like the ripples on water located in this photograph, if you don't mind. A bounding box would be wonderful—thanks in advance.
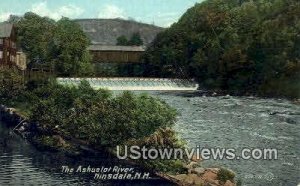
[154,92,300,186]
[0,121,171,186]
[1,92,299,186]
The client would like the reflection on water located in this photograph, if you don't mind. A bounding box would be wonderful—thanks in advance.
[0,91,299,186]
[0,122,171,186]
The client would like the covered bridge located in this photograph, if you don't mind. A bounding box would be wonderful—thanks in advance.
[88,45,145,64]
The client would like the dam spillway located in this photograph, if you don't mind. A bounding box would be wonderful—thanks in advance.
[57,78,199,91]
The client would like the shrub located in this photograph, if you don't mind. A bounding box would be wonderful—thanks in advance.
[217,168,235,183]
[0,67,24,100]
[29,81,178,147]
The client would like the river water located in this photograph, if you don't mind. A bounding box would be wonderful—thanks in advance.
[0,91,299,186]
[154,92,300,186]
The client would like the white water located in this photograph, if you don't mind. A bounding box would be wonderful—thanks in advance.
[57,78,199,91]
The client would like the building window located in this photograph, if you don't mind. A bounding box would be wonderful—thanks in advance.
[0,39,3,45]
[0,51,2,59]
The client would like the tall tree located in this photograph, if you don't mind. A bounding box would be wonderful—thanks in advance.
[17,12,56,64]
[116,35,129,46]
[129,32,143,46]
[52,17,93,76]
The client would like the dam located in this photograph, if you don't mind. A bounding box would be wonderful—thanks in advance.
[57,78,199,91]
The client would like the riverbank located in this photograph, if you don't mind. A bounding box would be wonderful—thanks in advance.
[0,104,237,186]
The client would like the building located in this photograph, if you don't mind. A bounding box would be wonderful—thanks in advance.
[88,45,145,63]
[0,23,17,67]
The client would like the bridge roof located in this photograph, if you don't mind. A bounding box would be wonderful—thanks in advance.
[87,45,145,52]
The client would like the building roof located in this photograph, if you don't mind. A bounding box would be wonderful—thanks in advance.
[88,45,145,52]
[0,23,13,38]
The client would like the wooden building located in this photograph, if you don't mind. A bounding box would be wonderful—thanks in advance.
[88,45,145,64]
[0,23,17,67]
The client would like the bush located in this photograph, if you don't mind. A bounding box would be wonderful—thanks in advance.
[29,81,178,147]
[217,168,235,183]
[0,67,24,101]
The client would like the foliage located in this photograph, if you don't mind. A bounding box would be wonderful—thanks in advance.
[116,35,129,46]
[94,63,145,77]
[143,159,187,174]
[17,12,55,64]
[217,168,235,183]
[116,32,144,46]
[0,67,24,100]
[27,81,177,147]
[129,32,143,46]
[123,127,187,173]
[16,13,94,77]
[144,0,300,98]
[52,18,94,76]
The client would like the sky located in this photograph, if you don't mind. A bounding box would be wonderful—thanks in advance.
[0,0,204,27]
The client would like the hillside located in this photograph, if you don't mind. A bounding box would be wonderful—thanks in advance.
[74,19,164,46]
[143,0,300,98]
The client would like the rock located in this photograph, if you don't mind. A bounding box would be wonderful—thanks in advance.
[53,135,67,147]
[184,174,199,185]
[285,117,297,124]
[192,167,206,176]
[279,116,297,124]
[185,161,199,169]
[7,108,16,115]
[194,177,204,186]
[206,168,220,174]
[202,170,218,184]
[222,94,231,99]
[224,180,235,186]
[174,174,188,181]
[292,99,300,105]
[175,174,187,180]
[269,111,279,115]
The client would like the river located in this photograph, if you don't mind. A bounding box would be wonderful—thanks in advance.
[154,92,300,186]
[0,92,299,186]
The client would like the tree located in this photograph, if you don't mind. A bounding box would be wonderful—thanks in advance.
[52,17,93,76]
[0,67,24,99]
[116,35,129,46]
[129,32,143,46]
[16,13,94,77]
[116,33,144,46]
[143,0,300,98]
[16,12,56,64]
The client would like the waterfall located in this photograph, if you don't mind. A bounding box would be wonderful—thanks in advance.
[57,78,199,91]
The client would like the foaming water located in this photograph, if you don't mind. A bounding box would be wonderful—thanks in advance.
[57,78,199,91]
[151,92,300,186]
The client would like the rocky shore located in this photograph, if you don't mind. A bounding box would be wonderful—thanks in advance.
[0,104,236,186]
